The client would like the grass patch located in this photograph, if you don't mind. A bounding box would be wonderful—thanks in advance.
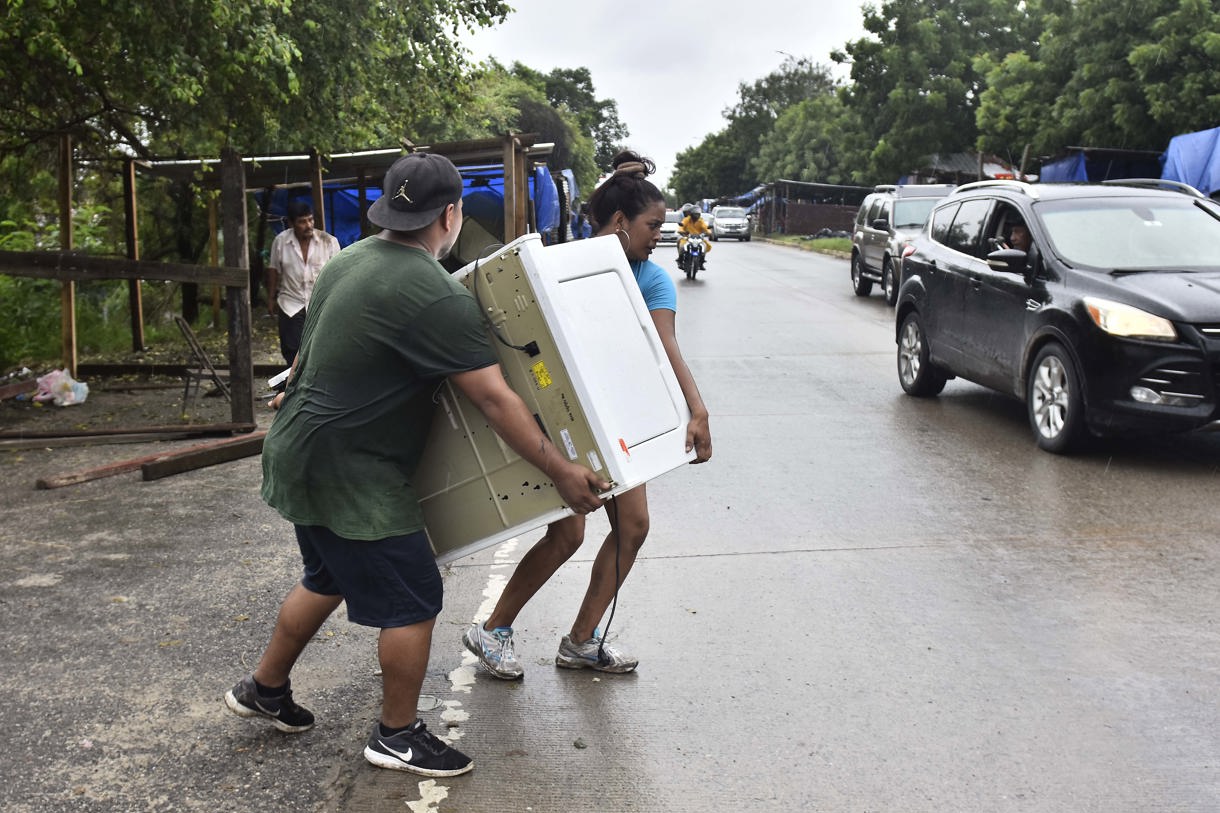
[765,235,851,254]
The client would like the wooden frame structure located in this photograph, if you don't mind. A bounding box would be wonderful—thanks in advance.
[0,133,553,429]
[0,248,255,423]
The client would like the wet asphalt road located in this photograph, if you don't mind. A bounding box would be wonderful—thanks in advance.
[3,239,1219,812]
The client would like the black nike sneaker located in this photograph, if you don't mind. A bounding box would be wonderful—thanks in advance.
[363,720,474,777]
[224,674,314,733]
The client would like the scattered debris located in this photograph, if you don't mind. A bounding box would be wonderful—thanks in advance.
[32,369,90,406]
[34,430,265,489]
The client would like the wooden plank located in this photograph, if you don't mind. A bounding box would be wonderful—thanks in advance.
[34,431,264,489]
[0,432,197,450]
[221,148,255,426]
[60,134,77,376]
[76,362,283,377]
[123,157,146,352]
[140,432,265,481]
[36,457,148,489]
[0,250,247,287]
[310,148,326,231]
[0,379,36,401]
[0,422,256,439]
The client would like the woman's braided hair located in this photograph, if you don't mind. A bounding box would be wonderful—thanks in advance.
[586,150,665,231]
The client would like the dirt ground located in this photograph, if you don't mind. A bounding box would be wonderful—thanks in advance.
[1,310,285,437]
[0,310,375,812]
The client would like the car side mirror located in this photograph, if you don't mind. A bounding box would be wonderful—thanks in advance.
[986,247,1028,274]
[871,217,889,230]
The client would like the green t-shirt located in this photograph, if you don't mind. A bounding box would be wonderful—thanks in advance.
[260,237,497,540]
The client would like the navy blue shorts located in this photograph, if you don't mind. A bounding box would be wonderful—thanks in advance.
[294,525,442,628]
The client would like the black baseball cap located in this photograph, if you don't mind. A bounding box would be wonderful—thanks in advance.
[367,153,464,232]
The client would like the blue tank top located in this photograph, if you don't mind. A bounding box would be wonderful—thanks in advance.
[631,258,677,312]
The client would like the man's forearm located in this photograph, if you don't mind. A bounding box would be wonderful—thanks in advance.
[265,267,279,306]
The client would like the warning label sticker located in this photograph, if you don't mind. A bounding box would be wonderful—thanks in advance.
[531,361,552,389]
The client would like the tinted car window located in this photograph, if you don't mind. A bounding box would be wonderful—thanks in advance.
[943,199,991,257]
[1037,198,1220,269]
[854,198,873,228]
[930,202,961,244]
[866,198,884,225]
[893,198,939,230]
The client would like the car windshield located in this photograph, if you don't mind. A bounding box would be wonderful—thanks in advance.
[893,199,938,230]
[1038,198,1220,270]
[715,208,745,218]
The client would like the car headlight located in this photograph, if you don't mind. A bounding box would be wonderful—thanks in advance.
[1083,297,1177,341]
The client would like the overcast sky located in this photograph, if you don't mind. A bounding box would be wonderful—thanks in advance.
[461,2,871,193]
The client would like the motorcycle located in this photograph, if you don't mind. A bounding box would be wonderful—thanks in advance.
[677,232,707,279]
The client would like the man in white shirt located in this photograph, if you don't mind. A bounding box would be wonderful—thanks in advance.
[266,200,341,364]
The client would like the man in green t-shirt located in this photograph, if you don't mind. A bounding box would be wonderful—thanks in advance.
[225,153,609,778]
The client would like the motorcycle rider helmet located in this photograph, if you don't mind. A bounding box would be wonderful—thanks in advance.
[681,203,694,216]
[689,208,701,220]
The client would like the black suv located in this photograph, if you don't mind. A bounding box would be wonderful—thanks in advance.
[896,179,1220,452]
[851,184,955,305]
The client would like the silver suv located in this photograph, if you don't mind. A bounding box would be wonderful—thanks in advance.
[851,184,955,305]
[710,205,751,241]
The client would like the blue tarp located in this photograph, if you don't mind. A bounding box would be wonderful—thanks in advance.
[1041,149,1164,184]
[560,168,578,205]
[1040,153,1089,183]
[1161,127,1220,196]
[259,164,562,247]
[730,185,768,209]
[532,166,559,234]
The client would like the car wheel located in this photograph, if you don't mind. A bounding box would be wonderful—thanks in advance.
[744,235,751,242]
[897,311,947,396]
[851,254,873,297]
[1027,343,1085,454]
[882,258,898,306]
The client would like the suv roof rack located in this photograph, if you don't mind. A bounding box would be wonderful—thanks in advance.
[1100,178,1205,197]
[953,179,1040,198]
[873,184,897,192]
[893,183,956,198]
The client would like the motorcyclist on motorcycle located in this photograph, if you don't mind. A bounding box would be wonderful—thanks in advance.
[677,206,712,270]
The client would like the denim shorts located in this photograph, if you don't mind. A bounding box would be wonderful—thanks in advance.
[294,525,442,628]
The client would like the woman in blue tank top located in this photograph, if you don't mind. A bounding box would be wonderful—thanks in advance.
[464,151,713,678]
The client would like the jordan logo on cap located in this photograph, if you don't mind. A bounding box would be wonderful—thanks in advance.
[393,181,412,204]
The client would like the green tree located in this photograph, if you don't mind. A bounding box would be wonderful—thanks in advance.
[415,60,602,192]
[1045,0,1165,149]
[508,64,617,189]
[1130,0,1220,136]
[670,56,839,200]
[977,0,1220,162]
[833,0,1027,180]
[0,0,511,159]
[534,66,629,170]
[753,94,862,186]
[671,128,747,203]
[514,93,598,192]
[975,49,1059,160]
